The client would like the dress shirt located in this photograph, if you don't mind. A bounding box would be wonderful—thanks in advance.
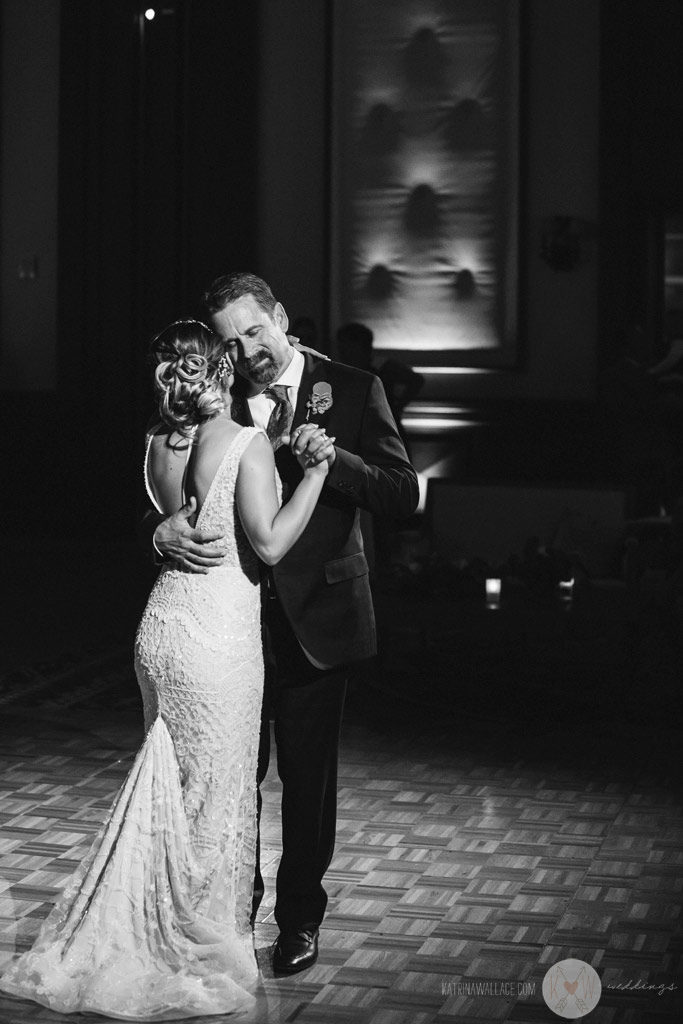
[247,345,304,432]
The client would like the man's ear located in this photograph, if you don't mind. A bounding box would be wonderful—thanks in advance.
[273,302,289,333]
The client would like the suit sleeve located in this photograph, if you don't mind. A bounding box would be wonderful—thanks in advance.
[325,374,419,518]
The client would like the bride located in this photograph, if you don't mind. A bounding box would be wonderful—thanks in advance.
[0,319,334,1020]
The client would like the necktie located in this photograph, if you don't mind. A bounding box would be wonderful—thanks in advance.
[264,384,293,451]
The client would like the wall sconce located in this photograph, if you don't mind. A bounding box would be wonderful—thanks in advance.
[454,268,476,300]
[405,184,440,237]
[444,98,489,152]
[540,216,595,272]
[361,103,400,154]
[365,263,398,301]
[403,26,446,90]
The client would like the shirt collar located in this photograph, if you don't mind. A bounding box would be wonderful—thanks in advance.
[276,345,305,389]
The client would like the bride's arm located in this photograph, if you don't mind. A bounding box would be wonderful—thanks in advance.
[236,430,332,566]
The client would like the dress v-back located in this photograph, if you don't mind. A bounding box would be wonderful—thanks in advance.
[0,425,264,1020]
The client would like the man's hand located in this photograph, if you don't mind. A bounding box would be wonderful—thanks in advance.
[153,497,227,574]
[290,338,331,361]
[285,423,336,469]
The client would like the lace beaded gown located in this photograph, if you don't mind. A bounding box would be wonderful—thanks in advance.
[0,425,265,1020]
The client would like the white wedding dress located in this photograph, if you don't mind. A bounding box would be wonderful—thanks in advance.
[0,425,265,1020]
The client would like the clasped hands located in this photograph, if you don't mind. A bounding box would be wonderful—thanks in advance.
[288,421,336,471]
[153,423,335,573]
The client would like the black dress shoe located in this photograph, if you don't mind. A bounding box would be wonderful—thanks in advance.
[272,928,319,974]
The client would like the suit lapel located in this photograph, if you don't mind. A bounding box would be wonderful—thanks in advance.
[292,352,330,429]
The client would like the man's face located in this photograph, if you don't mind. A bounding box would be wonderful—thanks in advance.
[210,295,292,390]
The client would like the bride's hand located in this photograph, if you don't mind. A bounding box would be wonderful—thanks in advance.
[285,424,336,476]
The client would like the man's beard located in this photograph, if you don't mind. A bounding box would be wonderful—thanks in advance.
[242,350,279,385]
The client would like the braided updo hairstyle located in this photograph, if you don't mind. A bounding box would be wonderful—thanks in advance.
[150,319,230,435]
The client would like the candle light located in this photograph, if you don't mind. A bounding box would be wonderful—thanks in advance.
[558,577,575,600]
[485,577,501,607]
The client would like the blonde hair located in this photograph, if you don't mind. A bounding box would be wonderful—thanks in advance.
[150,320,229,435]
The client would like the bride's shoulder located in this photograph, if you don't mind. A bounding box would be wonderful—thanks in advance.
[239,429,272,467]
[197,414,234,437]
[195,414,243,455]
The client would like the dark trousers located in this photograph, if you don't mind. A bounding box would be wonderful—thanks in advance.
[253,593,348,932]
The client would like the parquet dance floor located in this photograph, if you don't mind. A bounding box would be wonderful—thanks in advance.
[0,638,681,1024]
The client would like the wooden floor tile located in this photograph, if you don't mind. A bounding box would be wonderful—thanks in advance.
[0,651,681,1024]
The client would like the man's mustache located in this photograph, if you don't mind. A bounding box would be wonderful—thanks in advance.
[243,350,273,371]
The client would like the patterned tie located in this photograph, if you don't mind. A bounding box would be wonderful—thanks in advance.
[264,384,294,451]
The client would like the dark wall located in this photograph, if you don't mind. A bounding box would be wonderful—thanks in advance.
[422,1,683,497]
[599,0,683,370]
[257,0,602,403]
[0,1,59,390]
[5,0,683,541]
[2,0,260,540]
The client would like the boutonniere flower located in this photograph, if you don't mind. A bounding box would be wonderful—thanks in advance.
[306,381,333,420]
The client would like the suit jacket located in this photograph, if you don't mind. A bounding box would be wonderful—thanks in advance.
[233,352,419,666]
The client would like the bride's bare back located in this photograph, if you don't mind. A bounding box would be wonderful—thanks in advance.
[147,412,331,567]
[145,414,244,522]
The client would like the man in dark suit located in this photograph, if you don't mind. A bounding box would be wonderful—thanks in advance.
[151,272,419,973]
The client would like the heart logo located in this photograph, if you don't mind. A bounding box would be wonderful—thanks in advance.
[544,959,601,1017]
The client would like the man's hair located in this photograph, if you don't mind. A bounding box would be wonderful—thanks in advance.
[202,272,277,317]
